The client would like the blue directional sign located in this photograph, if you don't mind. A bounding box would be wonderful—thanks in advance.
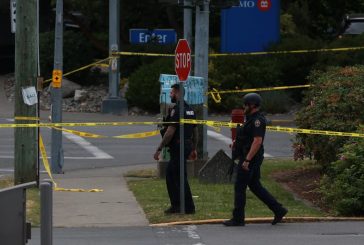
[129,29,177,45]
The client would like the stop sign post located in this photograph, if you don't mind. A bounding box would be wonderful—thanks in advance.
[175,39,191,214]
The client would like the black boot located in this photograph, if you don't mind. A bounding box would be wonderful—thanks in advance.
[223,218,245,227]
[272,207,288,225]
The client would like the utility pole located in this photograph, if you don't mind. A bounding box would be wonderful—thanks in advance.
[183,0,193,46]
[14,0,38,184]
[102,0,128,114]
[51,0,64,173]
[194,0,210,160]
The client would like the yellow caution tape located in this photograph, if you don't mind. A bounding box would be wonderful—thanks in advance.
[14,116,40,121]
[208,85,311,103]
[181,119,364,138]
[112,46,364,58]
[208,46,364,57]
[113,130,160,139]
[0,121,175,128]
[53,126,160,139]
[39,134,103,192]
[43,57,112,85]
[51,126,107,138]
[210,88,222,103]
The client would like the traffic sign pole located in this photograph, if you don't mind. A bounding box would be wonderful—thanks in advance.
[179,81,185,214]
[175,39,192,214]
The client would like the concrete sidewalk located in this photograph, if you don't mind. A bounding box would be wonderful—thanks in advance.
[46,165,149,227]
[1,76,150,227]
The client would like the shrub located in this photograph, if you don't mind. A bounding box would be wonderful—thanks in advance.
[295,66,364,169]
[126,58,174,112]
[321,137,364,216]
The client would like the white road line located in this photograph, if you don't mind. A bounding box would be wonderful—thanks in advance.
[0,168,47,174]
[207,130,273,158]
[0,156,113,160]
[6,118,14,122]
[62,131,114,160]
[0,131,113,160]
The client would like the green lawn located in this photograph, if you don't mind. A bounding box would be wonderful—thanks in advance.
[126,159,325,224]
[0,178,40,226]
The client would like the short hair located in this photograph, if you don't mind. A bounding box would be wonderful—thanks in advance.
[171,83,180,90]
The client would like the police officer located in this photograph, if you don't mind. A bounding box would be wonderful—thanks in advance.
[224,93,288,226]
[154,83,197,214]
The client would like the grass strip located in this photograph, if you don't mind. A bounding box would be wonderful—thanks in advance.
[127,159,324,224]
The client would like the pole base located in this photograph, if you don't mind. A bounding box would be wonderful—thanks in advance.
[101,97,128,115]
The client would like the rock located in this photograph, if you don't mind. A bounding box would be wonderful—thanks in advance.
[198,149,234,184]
[61,78,81,98]
[74,89,87,101]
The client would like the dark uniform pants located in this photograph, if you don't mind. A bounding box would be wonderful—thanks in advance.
[233,154,282,221]
[166,144,195,211]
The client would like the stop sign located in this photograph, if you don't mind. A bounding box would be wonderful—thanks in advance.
[175,39,191,82]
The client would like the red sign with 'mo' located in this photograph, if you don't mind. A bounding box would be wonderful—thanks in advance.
[175,39,191,82]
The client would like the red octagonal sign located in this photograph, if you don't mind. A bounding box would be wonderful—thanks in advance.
[175,39,191,82]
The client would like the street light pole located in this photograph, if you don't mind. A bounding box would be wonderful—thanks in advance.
[183,0,193,45]
[102,0,128,114]
[51,0,64,174]
[194,0,210,160]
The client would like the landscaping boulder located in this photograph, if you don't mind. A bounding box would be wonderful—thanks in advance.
[198,149,234,184]
[62,78,81,98]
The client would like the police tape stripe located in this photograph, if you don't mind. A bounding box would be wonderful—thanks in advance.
[52,127,106,138]
[113,130,160,139]
[180,119,364,138]
[14,116,40,121]
[208,85,312,95]
[0,121,176,128]
[43,57,112,84]
[113,46,364,58]
[40,46,364,87]
[39,134,103,192]
[52,126,160,139]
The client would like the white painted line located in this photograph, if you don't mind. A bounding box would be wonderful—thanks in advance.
[6,118,14,122]
[62,131,114,160]
[0,168,47,174]
[207,130,273,158]
[0,155,112,160]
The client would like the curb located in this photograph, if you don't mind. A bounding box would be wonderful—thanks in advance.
[150,217,364,227]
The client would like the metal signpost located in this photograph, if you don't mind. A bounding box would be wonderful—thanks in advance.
[175,39,192,214]
[51,0,64,174]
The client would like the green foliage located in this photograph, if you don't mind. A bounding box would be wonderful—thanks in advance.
[282,0,364,39]
[280,13,298,35]
[321,138,364,216]
[126,58,174,112]
[295,66,364,168]
[40,31,104,86]
[315,34,364,70]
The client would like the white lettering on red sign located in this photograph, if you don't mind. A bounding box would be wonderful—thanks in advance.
[175,53,191,69]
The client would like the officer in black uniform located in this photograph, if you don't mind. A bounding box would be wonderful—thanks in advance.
[154,83,197,214]
[224,93,288,226]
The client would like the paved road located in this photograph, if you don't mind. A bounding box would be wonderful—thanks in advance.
[0,113,294,173]
[28,222,364,245]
